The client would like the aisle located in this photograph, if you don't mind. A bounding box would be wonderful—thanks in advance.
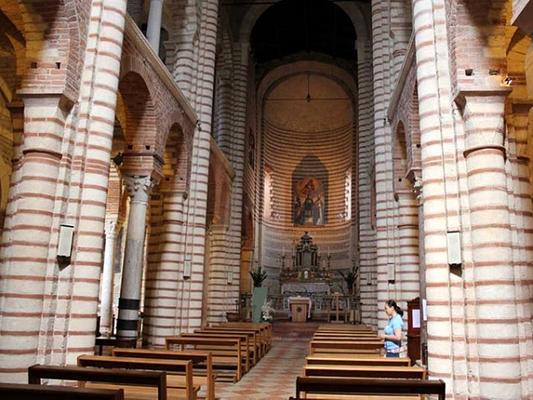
[216,322,319,400]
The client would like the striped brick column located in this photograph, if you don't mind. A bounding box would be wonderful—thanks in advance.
[144,187,186,346]
[411,0,464,394]
[0,95,69,380]
[99,219,118,336]
[506,103,533,392]
[462,93,523,399]
[60,0,129,369]
[179,0,220,330]
[395,189,420,304]
[357,43,377,328]
[371,0,396,332]
[117,175,154,339]
[206,43,248,323]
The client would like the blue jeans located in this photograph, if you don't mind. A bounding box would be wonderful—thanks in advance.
[386,352,400,358]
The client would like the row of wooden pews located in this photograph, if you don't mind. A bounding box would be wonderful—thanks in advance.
[0,321,271,400]
[166,321,272,383]
[290,324,445,400]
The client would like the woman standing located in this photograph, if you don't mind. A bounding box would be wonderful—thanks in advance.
[382,300,404,357]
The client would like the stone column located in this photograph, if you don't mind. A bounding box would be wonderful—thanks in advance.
[117,176,153,339]
[462,93,521,399]
[99,219,118,336]
[146,0,164,53]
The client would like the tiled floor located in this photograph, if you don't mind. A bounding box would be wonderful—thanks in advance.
[214,322,319,400]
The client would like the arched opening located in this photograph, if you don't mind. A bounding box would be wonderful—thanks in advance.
[250,0,356,64]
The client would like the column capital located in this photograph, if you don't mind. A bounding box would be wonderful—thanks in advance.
[124,175,154,204]
[458,90,509,157]
[104,219,118,237]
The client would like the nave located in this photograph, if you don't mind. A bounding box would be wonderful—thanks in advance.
[0,321,445,400]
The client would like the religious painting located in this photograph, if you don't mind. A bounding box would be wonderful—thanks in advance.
[293,177,326,225]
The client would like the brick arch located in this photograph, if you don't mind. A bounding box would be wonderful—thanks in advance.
[238,0,369,47]
[452,0,510,88]
[506,29,531,79]
[0,7,25,100]
[118,70,159,176]
[14,0,81,100]
[161,123,191,191]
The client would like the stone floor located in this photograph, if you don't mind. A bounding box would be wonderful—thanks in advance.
[212,322,320,400]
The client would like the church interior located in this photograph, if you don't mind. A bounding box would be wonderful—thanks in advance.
[0,0,532,399]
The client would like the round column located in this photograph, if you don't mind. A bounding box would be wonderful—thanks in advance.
[463,93,521,399]
[117,176,153,339]
[99,219,118,336]
[146,0,164,53]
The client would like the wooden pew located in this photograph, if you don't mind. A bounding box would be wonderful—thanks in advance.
[310,336,382,343]
[289,376,446,400]
[77,355,198,400]
[112,348,215,400]
[304,364,427,380]
[28,364,167,400]
[221,322,272,352]
[306,355,411,367]
[0,382,124,400]
[200,327,262,360]
[180,332,252,371]
[309,340,383,355]
[166,336,242,382]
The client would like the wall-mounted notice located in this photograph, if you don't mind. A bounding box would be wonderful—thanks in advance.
[412,309,421,329]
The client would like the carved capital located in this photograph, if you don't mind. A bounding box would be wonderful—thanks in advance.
[412,175,423,205]
[104,219,118,238]
[124,175,154,204]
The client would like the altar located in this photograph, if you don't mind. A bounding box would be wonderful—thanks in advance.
[278,232,332,320]
[288,296,312,322]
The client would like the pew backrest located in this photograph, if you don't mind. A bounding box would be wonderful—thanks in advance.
[28,364,167,400]
[111,348,215,400]
[304,364,427,379]
[306,355,411,367]
[0,382,124,400]
[290,376,445,400]
[77,355,194,400]
[165,336,242,380]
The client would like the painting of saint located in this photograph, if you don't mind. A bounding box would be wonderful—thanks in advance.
[293,177,326,225]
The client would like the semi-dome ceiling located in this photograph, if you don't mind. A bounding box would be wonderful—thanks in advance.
[250,0,357,64]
